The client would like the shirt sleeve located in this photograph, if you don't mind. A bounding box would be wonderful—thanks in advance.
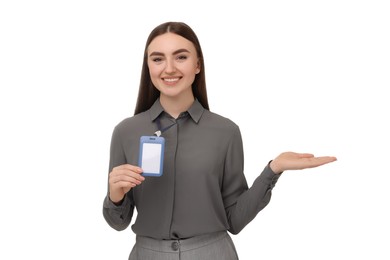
[223,126,281,234]
[102,125,135,231]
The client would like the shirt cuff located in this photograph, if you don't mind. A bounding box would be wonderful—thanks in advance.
[103,194,129,209]
[258,161,282,188]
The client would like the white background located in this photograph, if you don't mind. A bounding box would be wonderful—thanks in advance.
[1,0,389,259]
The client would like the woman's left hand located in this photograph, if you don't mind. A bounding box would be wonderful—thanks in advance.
[270,152,337,174]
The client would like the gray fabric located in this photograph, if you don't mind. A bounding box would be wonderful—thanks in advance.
[129,231,239,260]
[103,98,281,239]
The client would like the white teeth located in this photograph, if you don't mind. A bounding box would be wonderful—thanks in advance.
[164,78,179,82]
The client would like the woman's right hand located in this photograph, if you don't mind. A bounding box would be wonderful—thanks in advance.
[108,164,145,204]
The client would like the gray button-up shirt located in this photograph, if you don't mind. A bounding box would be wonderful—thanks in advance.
[103,99,281,239]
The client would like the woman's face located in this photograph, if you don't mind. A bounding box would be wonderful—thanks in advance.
[147,33,200,100]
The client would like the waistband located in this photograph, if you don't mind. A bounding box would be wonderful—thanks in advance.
[135,231,228,253]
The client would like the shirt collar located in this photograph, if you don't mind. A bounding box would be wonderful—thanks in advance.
[149,99,165,121]
[149,98,205,123]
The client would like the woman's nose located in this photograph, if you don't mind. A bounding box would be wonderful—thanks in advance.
[165,59,176,73]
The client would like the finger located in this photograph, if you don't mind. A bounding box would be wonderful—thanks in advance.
[111,168,145,181]
[306,156,337,168]
[124,165,143,173]
[110,179,141,188]
[110,174,145,185]
[316,156,337,163]
[114,181,137,189]
[298,153,315,158]
[113,164,143,173]
[116,169,145,181]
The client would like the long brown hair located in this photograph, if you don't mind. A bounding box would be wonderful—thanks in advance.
[134,22,209,115]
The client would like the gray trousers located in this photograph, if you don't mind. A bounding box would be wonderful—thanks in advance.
[128,231,239,260]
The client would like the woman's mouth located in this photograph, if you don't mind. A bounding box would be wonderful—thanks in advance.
[163,77,180,82]
[163,77,181,85]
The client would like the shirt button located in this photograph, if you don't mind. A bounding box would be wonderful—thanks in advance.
[171,241,180,251]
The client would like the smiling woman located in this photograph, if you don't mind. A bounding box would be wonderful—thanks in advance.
[147,33,201,118]
[102,21,337,260]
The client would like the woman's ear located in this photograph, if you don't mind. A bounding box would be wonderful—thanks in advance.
[196,60,201,74]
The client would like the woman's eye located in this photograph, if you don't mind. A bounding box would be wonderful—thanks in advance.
[177,55,187,61]
[152,57,162,62]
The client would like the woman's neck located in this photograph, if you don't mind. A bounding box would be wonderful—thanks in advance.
[160,94,195,119]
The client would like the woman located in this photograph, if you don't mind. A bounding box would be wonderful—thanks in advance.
[103,21,337,259]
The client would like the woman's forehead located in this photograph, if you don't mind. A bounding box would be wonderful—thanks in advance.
[148,33,196,54]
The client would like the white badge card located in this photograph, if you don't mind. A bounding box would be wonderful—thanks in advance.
[138,136,165,177]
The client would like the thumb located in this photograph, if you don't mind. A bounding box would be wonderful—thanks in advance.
[298,153,315,158]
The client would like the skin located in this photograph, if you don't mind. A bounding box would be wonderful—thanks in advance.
[108,32,337,204]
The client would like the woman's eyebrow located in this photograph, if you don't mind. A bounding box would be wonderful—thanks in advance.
[149,48,191,57]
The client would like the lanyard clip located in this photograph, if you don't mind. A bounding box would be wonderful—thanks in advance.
[154,130,162,137]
